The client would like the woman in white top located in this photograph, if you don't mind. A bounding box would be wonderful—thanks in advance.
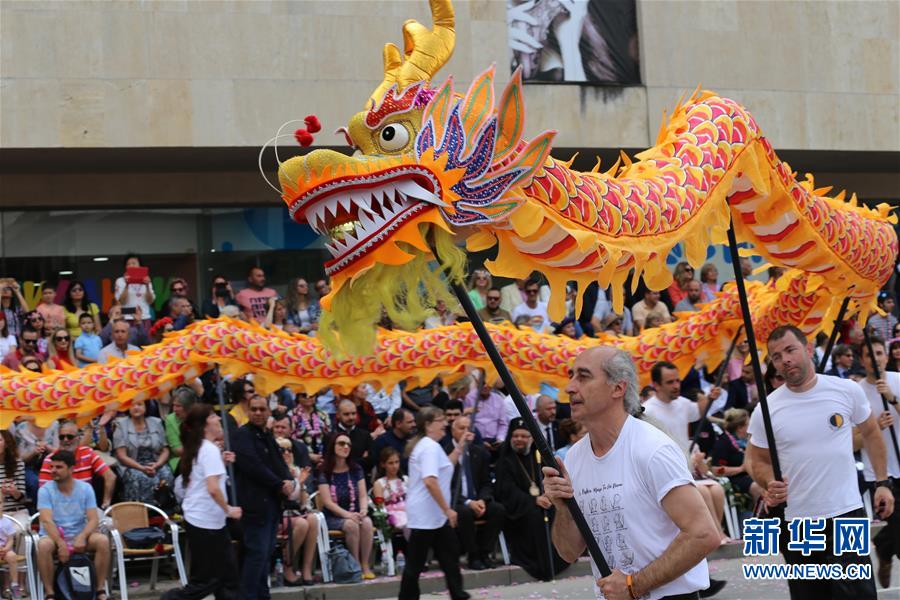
[166,404,241,600]
[114,254,155,324]
[398,406,470,600]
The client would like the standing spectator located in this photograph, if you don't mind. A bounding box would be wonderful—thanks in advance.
[643,361,709,450]
[0,279,26,338]
[664,262,694,310]
[553,418,585,462]
[227,379,255,429]
[73,313,103,366]
[826,343,855,379]
[868,292,898,342]
[232,395,295,599]
[499,278,527,314]
[317,432,376,580]
[477,288,512,325]
[38,421,116,509]
[35,283,65,331]
[284,278,320,335]
[113,399,174,504]
[467,269,492,310]
[290,390,330,468]
[699,263,719,302]
[399,407,468,600]
[164,405,241,600]
[631,290,672,331]
[235,266,277,324]
[166,386,196,472]
[24,311,51,356]
[674,280,703,312]
[62,280,101,339]
[334,400,374,471]
[510,279,552,334]
[35,450,110,600]
[0,430,29,526]
[535,395,560,451]
[114,254,155,323]
[464,379,509,456]
[201,274,238,319]
[0,313,16,359]
[373,408,415,473]
[98,319,140,363]
[444,416,505,571]
[160,278,199,321]
[46,327,75,370]
[2,327,42,370]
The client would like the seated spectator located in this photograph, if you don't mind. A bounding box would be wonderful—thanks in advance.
[36,282,66,331]
[62,280,101,339]
[39,420,116,510]
[271,414,318,586]
[19,355,43,373]
[664,261,694,310]
[166,296,194,331]
[477,288,512,325]
[0,430,29,526]
[73,313,103,366]
[495,419,570,581]
[441,399,483,447]
[284,278,320,335]
[888,339,900,373]
[674,280,703,312]
[114,254,155,325]
[235,266,277,324]
[291,390,331,468]
[201,274,238,319]
[113,399,174,504]
[0,312,16,359]
[81,409,116,454]
[98,319,140,363]
[553,317,580,340]
[631,289,672,331]
[699,263,719,302]
[464,378,509,456]
[46,327,75,370]
[711,408,763,503]
[600,313,624,337]
[264,298,290,331]
[510,279,551,334]
[334,400,374,472]
[36,450,110,599]
[643,313,665,330]
[166,386,196,472]
[553,418,585,462]
[14,417,58,504]
[467,269,492,310]
[444,416,505,571]
[689,450,730,544]
[317,432,375,580]
[424,299,458,329]
[313,279,331,298]
[372,408,415,474]
[826,343,855,379]
[160,278,199,322]
[100,304,150,347]
[2,327,43,371]
[372,447,408,533]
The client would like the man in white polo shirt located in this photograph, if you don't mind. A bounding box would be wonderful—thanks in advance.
[856,335,900,587]
[748,325,893,600]
[643,361,710,450]
[543,347,720,600]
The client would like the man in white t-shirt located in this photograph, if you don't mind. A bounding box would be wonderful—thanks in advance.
[510,279,552,334]
[543,347,719,600]
[643,361,710,450]
[748,325,892,600]
[856,336,900,588]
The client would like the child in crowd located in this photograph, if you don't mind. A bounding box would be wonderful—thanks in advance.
[73,312,103,367]
[0,508,21,599]
[372,447,408,532]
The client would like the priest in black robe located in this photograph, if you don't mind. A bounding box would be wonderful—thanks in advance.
[495,418,571,580]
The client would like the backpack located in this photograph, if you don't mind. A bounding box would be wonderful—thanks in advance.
[54,552,97,600]
[327,545,362,584]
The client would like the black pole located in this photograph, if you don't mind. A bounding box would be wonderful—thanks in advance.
[216,366,238,504]
[817,296,852,373]
[536,449,555,581]
[725,222,782,482]
[430,244,612,577]
[862,328,900,466]
[688,326,744,454]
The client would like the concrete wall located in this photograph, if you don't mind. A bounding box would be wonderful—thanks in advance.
[1,0,898,152]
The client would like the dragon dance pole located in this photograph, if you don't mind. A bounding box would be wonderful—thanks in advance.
[215,367,238,504]
[862,328,900,467]
[430,244,612,577]
[688,325,744,454]
[817,296,852,373]
[725,221,783,483]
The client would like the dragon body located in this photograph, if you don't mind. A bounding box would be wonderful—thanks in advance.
[3,0,896,424]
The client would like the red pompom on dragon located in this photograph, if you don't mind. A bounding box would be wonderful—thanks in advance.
[3,0,896,425]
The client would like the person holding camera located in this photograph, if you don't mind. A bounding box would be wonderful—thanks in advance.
[202,275,238,319]
[114,254,155,325]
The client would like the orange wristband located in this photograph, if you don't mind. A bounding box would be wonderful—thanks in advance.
[626,574,638,599]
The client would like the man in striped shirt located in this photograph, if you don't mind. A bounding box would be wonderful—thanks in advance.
[39,420,116,509]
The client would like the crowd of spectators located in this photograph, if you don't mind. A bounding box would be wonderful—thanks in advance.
[2,255,900,597]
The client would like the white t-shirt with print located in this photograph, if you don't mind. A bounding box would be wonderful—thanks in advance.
[564,416,709,599]
[406,437,453,530]
[642,396,699,450]
[114,277,155,319]
[748,374,870,521]
[858,371,900,481]
[181,439,228,530]
[510,301,552,334]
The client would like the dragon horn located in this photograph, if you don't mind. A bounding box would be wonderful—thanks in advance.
[368,0,456,107]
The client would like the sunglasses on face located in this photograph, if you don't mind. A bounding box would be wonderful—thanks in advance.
[335,441,351,448]
[244,388,255,395]
[30,315,44,321]
[59,434,78,441]
[21,339,37,345]
[70,287,83,292]
[171,287,185,293]
[55,336,70,342]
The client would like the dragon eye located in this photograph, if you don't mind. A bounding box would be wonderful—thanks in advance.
[377,124,410,152]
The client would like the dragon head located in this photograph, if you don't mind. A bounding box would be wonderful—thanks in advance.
[276,0,553,354]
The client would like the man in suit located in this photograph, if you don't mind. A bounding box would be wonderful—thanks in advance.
[444,416,507,570]
[335,399,374,472]
[826,344,856,379]
[535,395,561,451]
[372,407,415,473]
[725,363,757,412]
[233,394,295,600]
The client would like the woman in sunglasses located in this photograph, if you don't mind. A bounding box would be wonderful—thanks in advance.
[664,261,696,311]
[63,280,101,339]
[46,327,76,370]
[23,311,51,356]
[0,278,26,338]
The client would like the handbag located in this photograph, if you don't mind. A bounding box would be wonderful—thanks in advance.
[122,526,165,549]
[327,545,362,583]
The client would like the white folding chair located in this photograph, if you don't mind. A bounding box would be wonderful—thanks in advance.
[0,514,38,600]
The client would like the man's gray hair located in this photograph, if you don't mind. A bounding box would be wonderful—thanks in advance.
[600,348,642,417]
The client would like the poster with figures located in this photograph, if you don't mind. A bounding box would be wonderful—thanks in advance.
[508,0,640,84]
[581,483,632,576]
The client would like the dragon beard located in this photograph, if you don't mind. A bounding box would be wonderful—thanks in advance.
[318,226,467,357]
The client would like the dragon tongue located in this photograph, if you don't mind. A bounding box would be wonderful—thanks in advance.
[396,180,435,203]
